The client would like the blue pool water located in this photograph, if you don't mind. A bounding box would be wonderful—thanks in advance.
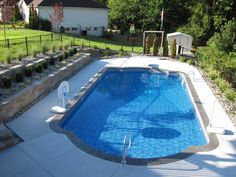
[61,68,207,159]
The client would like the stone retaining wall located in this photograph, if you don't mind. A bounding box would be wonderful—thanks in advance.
[0,53,91,122]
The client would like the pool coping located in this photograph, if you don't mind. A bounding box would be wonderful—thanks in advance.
[49,66,219,166]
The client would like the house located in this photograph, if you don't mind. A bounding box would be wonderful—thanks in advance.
[18,0,108,36]
[167,32,193,54]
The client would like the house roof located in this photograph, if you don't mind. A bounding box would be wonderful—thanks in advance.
[38,0,107,9]
[167,32,192,38]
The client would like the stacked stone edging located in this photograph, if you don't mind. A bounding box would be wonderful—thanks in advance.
[0,53,91,122]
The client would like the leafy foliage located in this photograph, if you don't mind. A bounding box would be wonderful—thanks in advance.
[12,4,22,23]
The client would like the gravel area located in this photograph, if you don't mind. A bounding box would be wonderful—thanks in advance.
[199,69,236,127]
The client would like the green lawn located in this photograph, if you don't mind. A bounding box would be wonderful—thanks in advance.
[0,28,142,62]
[0,29,51,40]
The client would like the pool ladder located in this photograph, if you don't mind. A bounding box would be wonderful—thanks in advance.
[121,135,132,167]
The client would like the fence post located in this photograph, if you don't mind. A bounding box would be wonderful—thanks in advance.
[25,37,29,55]
[51,33,53,41]
[74,37,75,46]
[39,35,42,44]
[88,36,90,47]
[7,39,10,49]
[60,34,62,43]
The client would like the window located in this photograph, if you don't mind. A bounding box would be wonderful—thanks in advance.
[65,28,70,31]
[72,27,77,31]
[94,27,97,31]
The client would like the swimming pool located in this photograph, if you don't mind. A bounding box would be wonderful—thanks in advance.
[60,68,207,161]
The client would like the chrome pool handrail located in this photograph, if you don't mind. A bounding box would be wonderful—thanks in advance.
[121,135,132,167]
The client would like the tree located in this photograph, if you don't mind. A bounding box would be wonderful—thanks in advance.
[28,4,38,29]
[163,39,169,56]
[170,39,176,58]
[0,0,14,46]
[12,4,22,23]
[145,34,150,54]
[207,19,236,52]
[153,34,158,56]
[49,3,64,32]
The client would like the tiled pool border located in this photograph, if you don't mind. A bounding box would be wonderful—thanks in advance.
[49,66,219,166]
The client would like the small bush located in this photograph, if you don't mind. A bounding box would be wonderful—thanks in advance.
[15,73,24,82]
[69,49,74,56]
[105,47,110,50]
[16,52,25,61]
[63,51,69,59]
[186,60,194,65]
[93,45,98,49]
[35,64,43,73]
[216,78,229,92]
[41,45,48,54]
[73,48,77,54]
[179,56,187,62]
[153,34,158,56]
[49,57,55,65]
[31,47,39,57]
[163,39,169,56]
[51,45,56,53]
[42,61,48,69]
[145,34,150,54]
[208,69,219,80]
[39,19,52,31]
[58,55,63,62]
[170,39,176,58]
[104,49,111,56]
[224,88,236,101]
[4,52,11,64]
[2,77,12,88]
[24,67,33,77]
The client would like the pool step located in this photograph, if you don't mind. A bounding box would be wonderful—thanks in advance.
[0,125,21,151]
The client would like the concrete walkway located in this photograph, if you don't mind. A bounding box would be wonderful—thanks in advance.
[1,56,236,177]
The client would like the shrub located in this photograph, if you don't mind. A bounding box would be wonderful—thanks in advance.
[41,44,48,54]
[170,39,176,58]
[31,47,39,57]
[153,34,158,56]
[186,60,194,65]
[163,39,169,56]
[24,67,33,77]
[58,55,63,62]
[51,44,56,53]
[2,77,12,88]
[15,73,24,82]
[35,64,43,73]
[105,47,110,50]
[93,45,98,49]
[49,57,55,65]
[104,49,111,56]
[145,34,150,54]
[69,49,74,56]
[215,78,229,92]
[16,52,25,61]
[208,69,219,80]
[4,52,11,64]
[73,48,77,54]
[63,51,69,59]
[179,56,187,62]
[39,19,52,31]
[42,61,48,69]
[224,88,236,101]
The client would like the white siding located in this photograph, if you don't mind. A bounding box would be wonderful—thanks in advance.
[20,1,30,22]
[38,6,108,36]
[167,33,193,53]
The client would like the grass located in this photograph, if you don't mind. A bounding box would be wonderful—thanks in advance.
[0,28,142,62]
[0,29,51,40]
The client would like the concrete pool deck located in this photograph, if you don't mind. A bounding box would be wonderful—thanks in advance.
[1,56,236,177]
